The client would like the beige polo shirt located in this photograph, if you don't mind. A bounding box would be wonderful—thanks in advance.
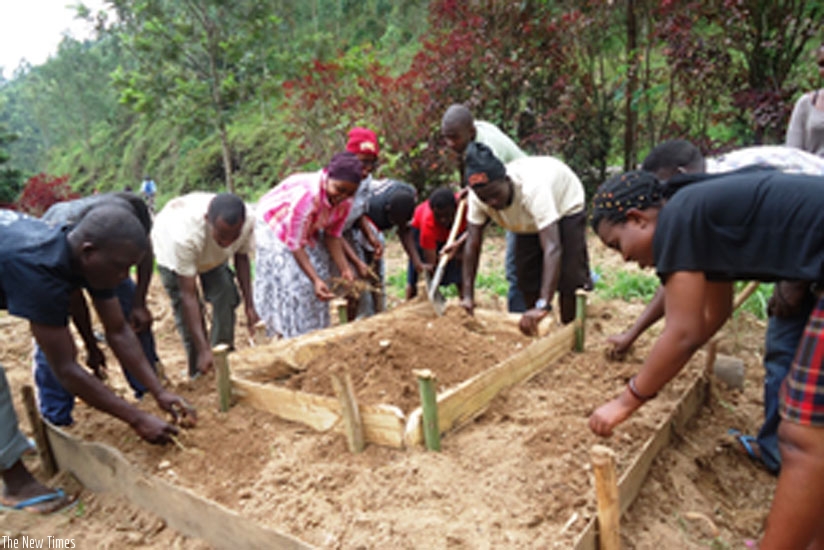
[152,192,255,277]
[467,156,584,233]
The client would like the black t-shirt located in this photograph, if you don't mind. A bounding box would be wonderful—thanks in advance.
[366,179,416,231]
[0,210,111,326]
[654,170,824,283]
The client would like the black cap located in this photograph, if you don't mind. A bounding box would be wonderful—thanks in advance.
[464,142,506,188]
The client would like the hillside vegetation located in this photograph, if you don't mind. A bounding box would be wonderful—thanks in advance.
[0,0,820,209]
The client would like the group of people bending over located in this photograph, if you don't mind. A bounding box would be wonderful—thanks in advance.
[2,97,824,547]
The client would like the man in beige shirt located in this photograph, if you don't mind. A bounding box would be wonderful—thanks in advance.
[460,142,591,335]
[152,192,259,377]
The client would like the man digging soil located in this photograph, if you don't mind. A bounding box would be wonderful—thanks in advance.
[0,205,194,514]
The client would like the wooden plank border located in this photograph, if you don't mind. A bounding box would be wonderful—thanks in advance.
[572,373,709,550]
[232,377,406,448]
[404,323,576,447]
[44,422,314,550]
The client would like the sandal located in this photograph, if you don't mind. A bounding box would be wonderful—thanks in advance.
[0,489,76,515]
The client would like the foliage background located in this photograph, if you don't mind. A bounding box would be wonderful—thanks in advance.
[0,0,821,209]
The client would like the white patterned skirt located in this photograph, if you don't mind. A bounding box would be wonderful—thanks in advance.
[253,217,333,339]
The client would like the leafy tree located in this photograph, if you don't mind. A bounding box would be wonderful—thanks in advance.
[105,0,282,192]
[721,0,821,143]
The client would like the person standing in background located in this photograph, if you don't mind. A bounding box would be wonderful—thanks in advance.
[339,127,386,320]
[141,175,157,213]
[785,42,824,157]
[441,104,529,313]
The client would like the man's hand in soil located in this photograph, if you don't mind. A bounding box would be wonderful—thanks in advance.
[154,390,197,428]
[130,410,179,444]
[606,330,634,361]
[129,305,153,333]
[519,308,548,336]
[245,306,261,339]
[85,343,108,380]
[588,388,644,437]
[196,348,214,375]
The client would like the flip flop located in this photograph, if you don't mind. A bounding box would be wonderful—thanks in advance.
[0,489,76,515]
[728,428,761,461]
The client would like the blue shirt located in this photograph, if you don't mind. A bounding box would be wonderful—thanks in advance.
[141,179,157,196]
[0,210,111,326]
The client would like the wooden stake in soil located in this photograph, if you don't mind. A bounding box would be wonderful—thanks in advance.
[252,320,269,346]
[331,298,348,325]
[575,289,588,352]
[214,344,231,412]
[21,385,57,477]
[413,369,441,451]
[590,444,620,550]
[329,369,365,453]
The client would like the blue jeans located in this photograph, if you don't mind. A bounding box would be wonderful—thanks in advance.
[505,230,526,313]
[34,278,158,426]
[758,303,813,473]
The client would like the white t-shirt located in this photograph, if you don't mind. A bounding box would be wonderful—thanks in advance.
[152,192,255,277]
[467,156,584,233]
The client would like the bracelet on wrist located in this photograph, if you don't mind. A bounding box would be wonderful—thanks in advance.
[627,376,658,402]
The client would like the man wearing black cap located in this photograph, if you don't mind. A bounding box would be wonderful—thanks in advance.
[461,142,592,335]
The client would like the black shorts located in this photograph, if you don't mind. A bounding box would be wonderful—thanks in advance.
[513,210,591,295]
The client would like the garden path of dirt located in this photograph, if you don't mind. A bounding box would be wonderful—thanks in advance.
[0,233,776,549]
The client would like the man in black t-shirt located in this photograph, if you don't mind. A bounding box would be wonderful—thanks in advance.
[0,207,193,514]
[35,192,160,426]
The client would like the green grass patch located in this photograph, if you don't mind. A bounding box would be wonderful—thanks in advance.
[593,266,772,320]
[733,281,772,320]
[386,268,506,299]
[594,267,660,302]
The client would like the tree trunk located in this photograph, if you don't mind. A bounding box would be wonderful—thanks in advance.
[205,25,234,193]
[218,121,234,194]
[623,0,638,171]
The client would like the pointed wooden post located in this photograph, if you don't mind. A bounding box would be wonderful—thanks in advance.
[575,289,588,352]
[414,369,441,451]
[253,320,269,346]
[591,444,620,550]
[330,368,365,453]
[214,344,231,412]
[21,385,57,477]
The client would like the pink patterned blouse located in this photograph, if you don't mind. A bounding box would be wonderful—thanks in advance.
[256,170,353,251]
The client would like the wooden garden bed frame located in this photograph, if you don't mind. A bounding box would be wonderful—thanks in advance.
[24,292,723,548]
[227,300,578,449]
[30,366,708,549]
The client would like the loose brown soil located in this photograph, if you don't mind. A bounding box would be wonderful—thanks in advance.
[1,232,775,549]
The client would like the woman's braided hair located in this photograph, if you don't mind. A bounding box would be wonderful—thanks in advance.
[590,170,665,231]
